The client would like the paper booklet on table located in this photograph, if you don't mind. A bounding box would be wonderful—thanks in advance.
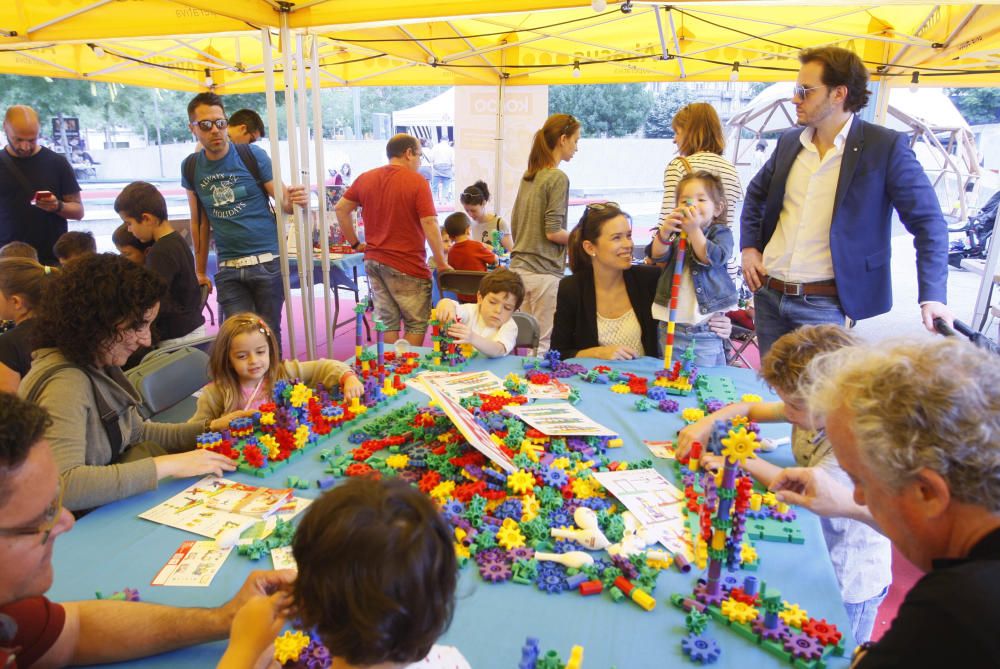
[204,481,294,517]
[505,402,616,436]
[591,468,690,557]
[139,476,302,540]
[407,370,506,403]
[152,540,233,587]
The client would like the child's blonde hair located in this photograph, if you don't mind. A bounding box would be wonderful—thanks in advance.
[760,324,859,397]
[677,170,728,227]
[209,313,286,412]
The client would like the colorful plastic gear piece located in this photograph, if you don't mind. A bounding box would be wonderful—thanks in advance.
[685,609,710,636]
[720,426,759,466]
[680,634,721,664]
[801,618,843,646]
[478,559,513,583]
[778,602,810,629]
[720,597,759,625]
[496,518,527,550]
[610,383,630,394]
[741,393,763,403]
[273,630,310,664]
[783,632,824,661]
[506,469,536,495]
[740,543,758,565]
[681,407,706,423]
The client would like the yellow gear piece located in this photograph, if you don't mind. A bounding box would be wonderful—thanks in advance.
[720,426,760,466]
[761,491,778,507]
[551,457,571,470]
[720,597,759,625]
[260,433,280,459]
[273,630,310,664]
[521,495,540,522]
[294,424,310,449]
[681,408,705,423]
[507,469,536,495]
[740,543,758,564]
[741,393,763,403]
[647,556,673,570]
[386,454,410,470]
[731,414,750,427]
[520,440,543,462]
[496,517,526,550]
[611,383,630,394]
[289,383,313,408]
[429,480,456,502]
[571,478,596,499]
[779,603,810,629]
[259,411,275,426]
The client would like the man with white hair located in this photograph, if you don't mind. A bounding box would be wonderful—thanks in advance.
[772,338,1000,666]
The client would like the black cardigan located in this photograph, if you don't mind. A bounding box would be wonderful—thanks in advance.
[550,265,661,359]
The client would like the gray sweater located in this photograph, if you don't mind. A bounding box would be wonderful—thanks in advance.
[510,167,569,277]
[20,348,203,511]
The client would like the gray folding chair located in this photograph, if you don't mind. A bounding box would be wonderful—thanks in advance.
[511,311,540,356]
[437,270,488,300]
[125,346,210,422]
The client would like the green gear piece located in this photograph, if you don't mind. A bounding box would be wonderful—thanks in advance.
[512,453,533,469]
[633,458,654,469]
[511,558,538,583]
[581,564,600,579]
[708,547,728,562]
[713,517,733,532]
[603,514,626,543]
[718,486,737,500]
[466,495,487,515]
[535,486,563,509]
[520,517,549,542]
[374,321,388,332]
[600,566,623,588]
[549,439,568,455]
[473,530,497,552]
[685,609,710,635]
[536,650,564,669]
[568,387,582,405]
[762,593,783,614]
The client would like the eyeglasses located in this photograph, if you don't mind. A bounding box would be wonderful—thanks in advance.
[190,119,229,131]
[792,84,825,100]
[0,482,64,545]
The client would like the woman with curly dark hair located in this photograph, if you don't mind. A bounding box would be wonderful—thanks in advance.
[19,253,235,511]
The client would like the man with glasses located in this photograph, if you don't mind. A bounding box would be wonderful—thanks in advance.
[740,46,952,355]
[0,392,293,668]
[0,106,84,266]
[182,93,307,348]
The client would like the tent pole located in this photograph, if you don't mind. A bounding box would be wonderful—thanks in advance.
[494,48,507,215]
[261,26,297,361]
[311,36,334,356]
[295,33,317,360]
[280,13,313,360]
[666,7,686,78]
[873,78,891,126]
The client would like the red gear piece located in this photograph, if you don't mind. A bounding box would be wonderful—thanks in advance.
[243,444,266,468]
[801,618,843,646]
[418,471,441,493]
[527,371,551,385]
[481,488,507,501]
[258,402,277,414]
[594,365,612,373]
[454,480,486,502]
[344,462,379,479]
[728,587,760,606]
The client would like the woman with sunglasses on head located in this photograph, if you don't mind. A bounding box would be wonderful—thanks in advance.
[461,180,513,253]
[509,113,581,353]
[18,253,239,512]
[550,203,662,361]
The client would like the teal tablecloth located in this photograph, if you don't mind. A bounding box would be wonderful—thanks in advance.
[48,354,853,668]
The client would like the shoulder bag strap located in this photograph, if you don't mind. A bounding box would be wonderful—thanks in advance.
[0,150,36,199]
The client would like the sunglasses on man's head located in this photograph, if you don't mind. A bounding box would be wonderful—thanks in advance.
[190,119,229,131]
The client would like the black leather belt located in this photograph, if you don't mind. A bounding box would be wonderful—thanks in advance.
[764,276,838,297]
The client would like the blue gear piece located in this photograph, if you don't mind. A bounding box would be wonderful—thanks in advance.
[580,497,611,512]
[681,634,721,664]
[300,639,332,669]
[535,570,568,594]
[495,499,523,521]
[646,386,669,400]
[442,500,465,517]
[542,467,569,488]
[547,508,573,528]
[347,431,369,444]
[783,632,823,661]
[552,538,582,553]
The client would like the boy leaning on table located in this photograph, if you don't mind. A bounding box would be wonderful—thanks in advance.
[0,391,294,669]
[434,267,525,358]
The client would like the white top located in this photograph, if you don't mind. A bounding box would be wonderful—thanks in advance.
[596,308,644,353]
[763,115,854,282]
[659,152,743,229]
[407,644,471,668]
[651,263,730,325]
[431,142,454,166]
[793,426,892,603]
[469,215,511,247]
[456,301,518,354]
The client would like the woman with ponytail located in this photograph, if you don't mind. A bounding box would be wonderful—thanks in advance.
[550,203,661,361]
[460,180,512,252]
[0,258,57,391]
[509,113,581,352]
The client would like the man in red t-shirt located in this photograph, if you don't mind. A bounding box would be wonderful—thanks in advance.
[443,211,497,303]
[336,134,451,346]
[0,393,294,668]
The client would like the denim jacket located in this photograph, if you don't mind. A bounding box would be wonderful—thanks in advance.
[652,223,738,316]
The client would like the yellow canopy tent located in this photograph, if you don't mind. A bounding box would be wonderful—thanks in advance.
[0,4,997,91]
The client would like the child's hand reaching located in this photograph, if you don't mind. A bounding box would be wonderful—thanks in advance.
[217,592,291,669]
[435,299,458,325]
[155,449,237,480]
[209,409,257,433]
[341,373,364,400]
[700,452,724,473]
[446,320,472,343]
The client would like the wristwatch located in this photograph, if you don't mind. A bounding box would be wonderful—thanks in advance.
[55,199,64,213]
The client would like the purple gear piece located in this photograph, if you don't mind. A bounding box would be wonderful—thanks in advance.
[783,632,824,660]
[658,399,680,413]
[720,574,741,593]
[296,640,332,669]
[508,546,535,561]
[611,554,639,580]
[704,399,724,413]
[751,618,791,642]
[770,507,798,522]
[542,467,569,488]
[693,581,726,607]
[479,560,513,583]
[746,422,761,436]
[535,571,567,594]
[475,547,507,566]
[680,634,721,664]
[746,509,768,520]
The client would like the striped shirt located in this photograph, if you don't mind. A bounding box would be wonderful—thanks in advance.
[659,152,743,229]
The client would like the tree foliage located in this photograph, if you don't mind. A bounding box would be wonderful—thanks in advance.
[549,84,654,137]
[643,85,692,138]
[947,88,1000,126]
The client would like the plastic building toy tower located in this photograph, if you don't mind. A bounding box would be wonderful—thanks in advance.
[663,231,688,369]
[354,299,367,364]
[424,307,472,370]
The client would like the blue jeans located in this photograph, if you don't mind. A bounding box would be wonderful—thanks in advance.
[844,586,889,644]
[215,258,285,352]
[753,285,846,358]
[658,321,727,368]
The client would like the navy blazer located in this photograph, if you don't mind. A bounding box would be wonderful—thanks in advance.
[740,118,948,320]
[551,265,661,360]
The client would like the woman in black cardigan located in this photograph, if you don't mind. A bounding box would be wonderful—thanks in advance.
[551,203,730,360]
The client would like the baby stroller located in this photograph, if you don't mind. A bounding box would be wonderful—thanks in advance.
[934,317,1000,356]
[724,262,759,368]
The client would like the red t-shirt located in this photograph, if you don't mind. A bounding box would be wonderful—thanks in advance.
[447,240,496,302]
[344,164,437,279]
[0,597,66,668]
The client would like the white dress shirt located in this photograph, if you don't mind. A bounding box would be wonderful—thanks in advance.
[763,115,855,283]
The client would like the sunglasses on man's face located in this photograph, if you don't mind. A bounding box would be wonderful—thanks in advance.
[190,119,229,132]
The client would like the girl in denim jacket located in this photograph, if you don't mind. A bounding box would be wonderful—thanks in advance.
[651,170,738,367]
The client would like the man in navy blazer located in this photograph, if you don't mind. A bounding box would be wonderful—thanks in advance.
[741,46,952,355]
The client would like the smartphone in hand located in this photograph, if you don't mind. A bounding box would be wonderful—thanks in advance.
[32,190,54,205]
